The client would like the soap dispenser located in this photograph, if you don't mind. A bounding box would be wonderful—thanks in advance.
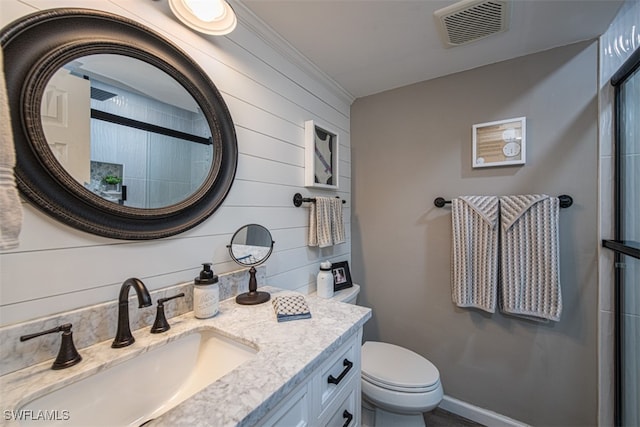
[193,263,219,319]
[317,261,334,299]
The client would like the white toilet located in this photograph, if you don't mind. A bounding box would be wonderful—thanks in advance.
[333,285,443,427]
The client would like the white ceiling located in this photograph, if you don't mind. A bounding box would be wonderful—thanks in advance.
[237,0,624,99]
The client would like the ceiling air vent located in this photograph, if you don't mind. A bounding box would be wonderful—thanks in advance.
[434,0,510,48]
[90,87,117,102]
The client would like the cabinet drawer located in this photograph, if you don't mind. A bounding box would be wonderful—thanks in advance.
[318,338,359,413]
[320,377,358,427]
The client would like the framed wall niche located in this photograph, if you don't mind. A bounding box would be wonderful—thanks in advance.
[305,120,339,189]
[472,116,526,168]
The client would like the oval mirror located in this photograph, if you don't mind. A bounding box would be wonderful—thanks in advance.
[1,9,237,239]
[228,224,274,305]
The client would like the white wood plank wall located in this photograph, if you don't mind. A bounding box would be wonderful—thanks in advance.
[0,0,353,326]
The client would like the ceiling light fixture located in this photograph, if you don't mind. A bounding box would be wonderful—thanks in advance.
[169,0,237,36]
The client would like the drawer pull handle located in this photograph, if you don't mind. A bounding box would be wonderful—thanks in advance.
[342,410,353,427]
[328,358,353,385]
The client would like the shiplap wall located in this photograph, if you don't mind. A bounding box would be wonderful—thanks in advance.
[0,0,352,326]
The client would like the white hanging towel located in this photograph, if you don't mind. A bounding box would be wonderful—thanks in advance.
[0,47,23,250]
[308,197,345,248]
[330,197,346,246]
[451,196,500,313]
[500,195,562,322]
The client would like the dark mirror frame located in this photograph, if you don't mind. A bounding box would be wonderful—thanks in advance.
[227,224,274,305]
[228,224,275,267]
[1,8,238,240]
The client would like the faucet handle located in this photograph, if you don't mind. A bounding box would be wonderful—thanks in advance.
[150,293,185,334]
[20,323,82,370]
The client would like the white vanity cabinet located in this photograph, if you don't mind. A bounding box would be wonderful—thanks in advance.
[257,329,362,427]
[1,286,372,427]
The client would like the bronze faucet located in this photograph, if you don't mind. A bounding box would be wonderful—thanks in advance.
[112,278,152,348]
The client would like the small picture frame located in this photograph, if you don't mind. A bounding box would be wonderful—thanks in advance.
[331,261,352,292]
[472,117,526,168]
[305,120,339,189]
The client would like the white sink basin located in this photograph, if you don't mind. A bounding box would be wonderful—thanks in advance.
[18,329,257,426]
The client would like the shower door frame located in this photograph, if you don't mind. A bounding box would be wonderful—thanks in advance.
[602,47,640,427]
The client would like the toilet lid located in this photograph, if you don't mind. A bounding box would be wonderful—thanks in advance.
[361,341,440,391]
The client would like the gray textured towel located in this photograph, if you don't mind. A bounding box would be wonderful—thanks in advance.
[308,197,345,248]
[451,196,500,313]
[0,47,23,250]
[500,195,562,322]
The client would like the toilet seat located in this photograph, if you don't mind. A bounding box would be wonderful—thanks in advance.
[361,341,440,393]
[363,373,441,393]
[361,378,443,414]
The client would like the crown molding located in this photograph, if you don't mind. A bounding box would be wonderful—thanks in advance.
[228,0,356,106]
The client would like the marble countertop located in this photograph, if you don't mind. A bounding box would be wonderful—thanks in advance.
[0,287,371,427]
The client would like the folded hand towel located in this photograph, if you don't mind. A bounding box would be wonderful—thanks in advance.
[0,47,23,250]
[451,196,499,313]
[308,196,345,248]
[272,295,312,322]
[330,197,346,245]
[499,195,562,322]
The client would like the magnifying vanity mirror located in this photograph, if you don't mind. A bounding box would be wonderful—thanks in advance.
[1,8,238,239]
[228,224,274,305]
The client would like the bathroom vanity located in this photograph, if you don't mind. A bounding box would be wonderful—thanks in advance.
[255,328,362,427]
[0,287,370,427]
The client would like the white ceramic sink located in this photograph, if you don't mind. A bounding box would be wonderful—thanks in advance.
[18,329,257,426]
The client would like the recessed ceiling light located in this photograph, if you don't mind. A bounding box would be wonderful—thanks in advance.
[169,0,237,36]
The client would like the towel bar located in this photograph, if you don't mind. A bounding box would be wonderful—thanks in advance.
[293,193,346,207]
[434,195,573,209]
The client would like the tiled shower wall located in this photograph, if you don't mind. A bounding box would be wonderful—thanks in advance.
[90,80,212,208]
[598,1,640,424]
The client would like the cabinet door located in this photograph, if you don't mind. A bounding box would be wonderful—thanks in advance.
[258,381,311,427]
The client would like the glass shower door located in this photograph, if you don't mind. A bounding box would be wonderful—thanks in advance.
[603,48,640,427]
[618,61,640,426]
[619,56,639,427]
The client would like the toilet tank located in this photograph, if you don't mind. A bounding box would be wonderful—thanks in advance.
[333,284,360,305]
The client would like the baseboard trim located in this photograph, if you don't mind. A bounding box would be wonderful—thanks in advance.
[439,395,530,427]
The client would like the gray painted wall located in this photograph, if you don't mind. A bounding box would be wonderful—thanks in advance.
[351,41,599,426]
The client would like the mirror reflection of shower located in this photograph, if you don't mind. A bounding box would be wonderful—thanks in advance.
[41,54,214,208]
